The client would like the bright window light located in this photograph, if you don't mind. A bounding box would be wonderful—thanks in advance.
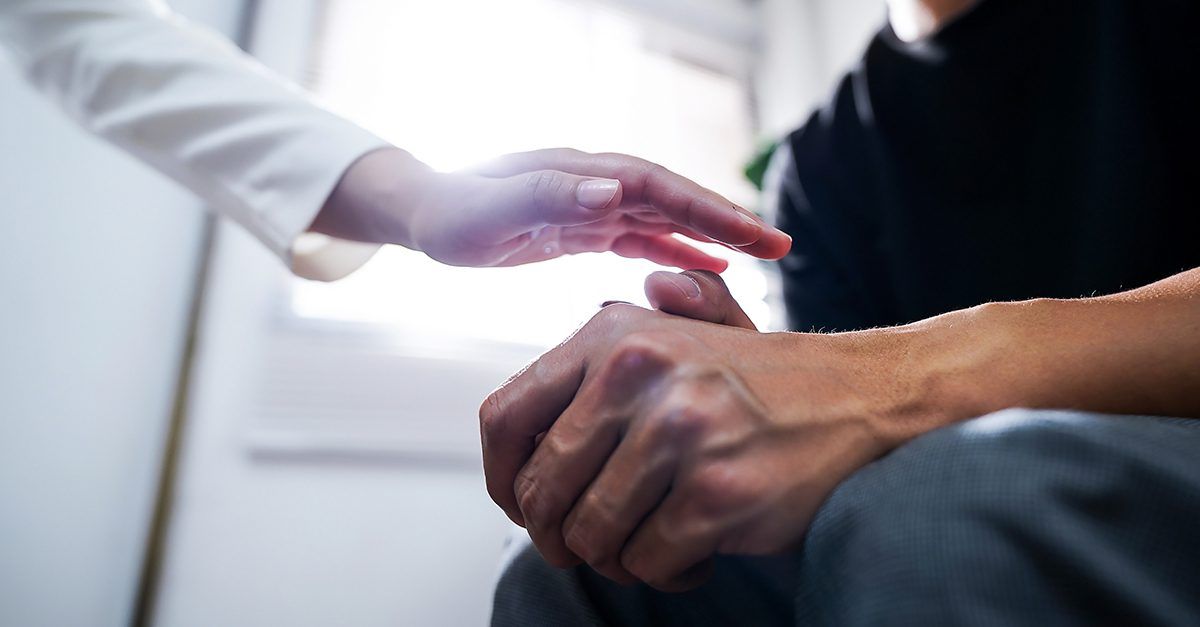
[291,0,767,348]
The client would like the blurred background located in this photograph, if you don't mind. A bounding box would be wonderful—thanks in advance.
[0,0,883,625]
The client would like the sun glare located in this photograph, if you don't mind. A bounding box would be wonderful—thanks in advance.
[291,0,766,347]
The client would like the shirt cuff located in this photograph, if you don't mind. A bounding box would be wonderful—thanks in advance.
[290,235,383,282]
[252,120,390,282]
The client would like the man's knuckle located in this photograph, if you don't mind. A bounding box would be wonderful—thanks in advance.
[542,428,575,458]
[580,304,643,346]
[562,526,588,560]
[590,302,643,329]
[619,548,645,579]
[620,548,663,586]
[610,332,671,368]
[485,481,507,509]
[687,463,754,517]
[563,520,600,563]
[516,478,551,526]
[566,494,618,559]
[649,403,715,444]
[589,332,677,396]
[478,391,507,436]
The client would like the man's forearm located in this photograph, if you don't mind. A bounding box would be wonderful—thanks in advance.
[485,268,1197,585]
[877,267,1200,445]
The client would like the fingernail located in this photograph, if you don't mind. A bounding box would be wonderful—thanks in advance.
[665,273,701,300]
[738,211,762,230]
[577,179,621,210]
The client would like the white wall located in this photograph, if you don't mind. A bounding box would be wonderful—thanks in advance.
[0,1,246,625]
[151,225,517,627]
[150,3,517,624]
[755,0,887,137]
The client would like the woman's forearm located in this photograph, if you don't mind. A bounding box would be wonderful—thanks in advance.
[308,147,433,249]
[0,0,386,272]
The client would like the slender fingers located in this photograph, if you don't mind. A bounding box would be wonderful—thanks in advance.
[730,234,792,261]
[611,234,729,273]
[668,225,721,246]
[494,232,725,270]
[470,149,792,257]
[490,216,714,267]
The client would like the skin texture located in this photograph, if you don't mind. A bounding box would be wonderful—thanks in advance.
[481,267,1200,591]
[310,147,792,271]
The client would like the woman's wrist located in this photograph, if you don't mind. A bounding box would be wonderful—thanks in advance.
[310,147,433,249]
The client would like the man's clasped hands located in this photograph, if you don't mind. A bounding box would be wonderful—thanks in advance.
[479,269,945,592]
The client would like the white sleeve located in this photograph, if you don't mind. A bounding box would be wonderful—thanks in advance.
[0,0,387,280]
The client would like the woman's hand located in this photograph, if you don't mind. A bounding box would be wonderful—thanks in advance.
[312,147,792,271]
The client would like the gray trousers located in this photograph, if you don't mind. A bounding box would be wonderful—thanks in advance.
[491,409,1200,626]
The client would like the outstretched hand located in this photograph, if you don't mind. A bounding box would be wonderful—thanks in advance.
[314,148,792,271]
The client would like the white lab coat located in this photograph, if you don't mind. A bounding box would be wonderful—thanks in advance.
[0,0,387,280]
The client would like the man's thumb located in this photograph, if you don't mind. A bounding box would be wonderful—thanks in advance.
[645,270,757,330]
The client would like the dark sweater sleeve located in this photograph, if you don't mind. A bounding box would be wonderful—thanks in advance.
[774,78,897,332]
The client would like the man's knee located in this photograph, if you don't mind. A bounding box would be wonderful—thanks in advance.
[492,543,604,627]
[819,408,1165,525]
[797,409,1200,624]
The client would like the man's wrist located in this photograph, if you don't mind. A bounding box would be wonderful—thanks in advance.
[830,321,962,453]
[869,298,1072,446]
[758,329,930,460]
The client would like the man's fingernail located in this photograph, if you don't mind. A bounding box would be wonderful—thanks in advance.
[666,273,702,300]
[577,179,621,210]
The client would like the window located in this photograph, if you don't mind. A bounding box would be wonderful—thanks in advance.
[289,0,773,349]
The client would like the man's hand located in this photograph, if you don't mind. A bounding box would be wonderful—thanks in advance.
[480,271,918,591]
[482,266,1200,591]
[313,148,792,271]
